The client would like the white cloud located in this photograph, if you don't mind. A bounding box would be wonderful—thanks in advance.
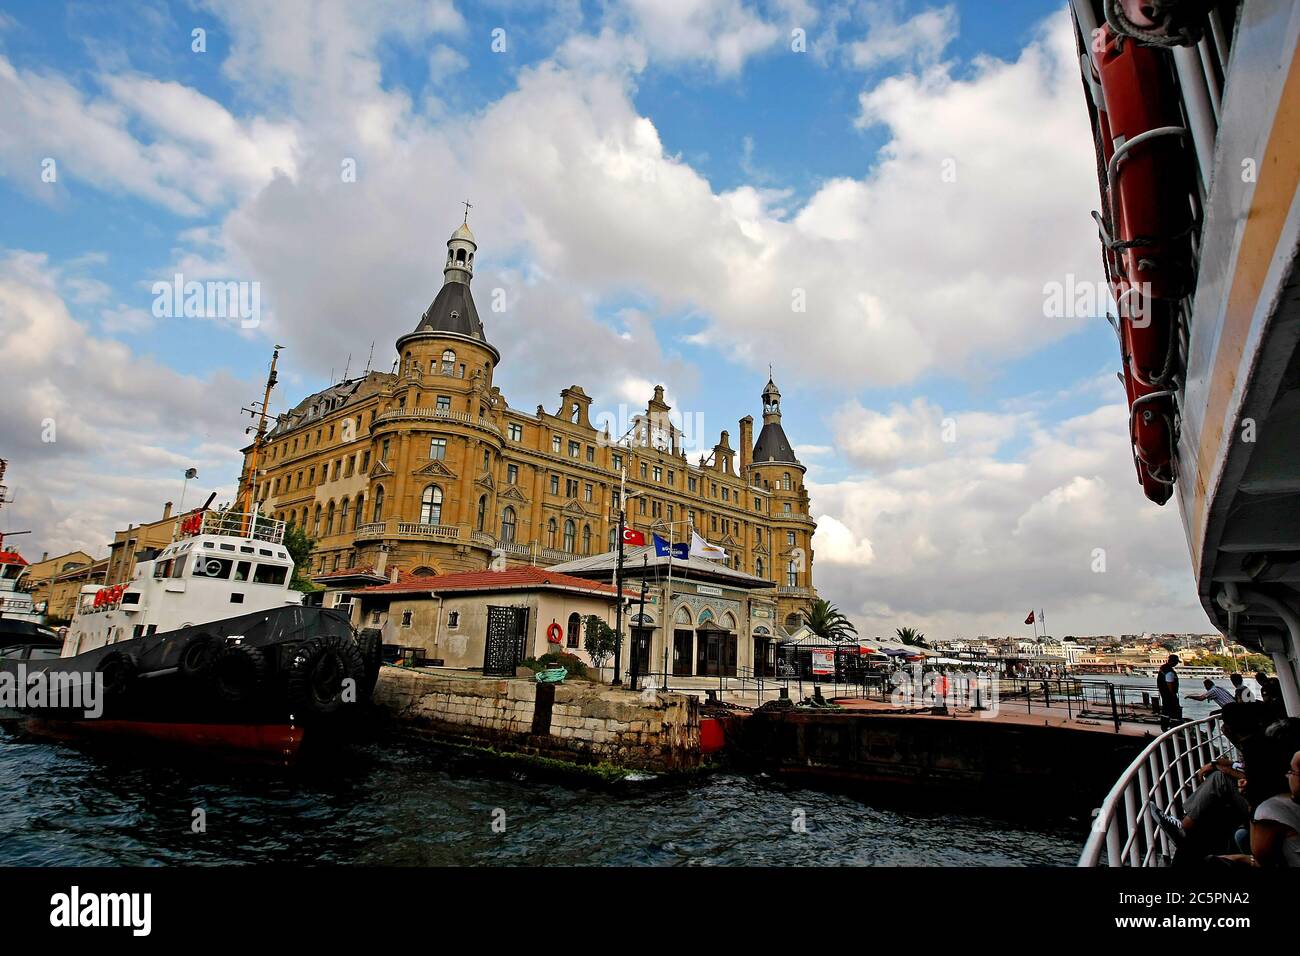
[615,0,784,75]
[810,397,1206,638]
[847,2,958,71]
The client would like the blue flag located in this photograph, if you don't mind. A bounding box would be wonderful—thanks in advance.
[652,534,689,560]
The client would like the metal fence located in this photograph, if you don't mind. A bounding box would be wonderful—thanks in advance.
[1078,714,1235,866]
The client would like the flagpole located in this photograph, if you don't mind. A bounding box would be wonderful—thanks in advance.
[613,467,626,686]
[663,523,674,684]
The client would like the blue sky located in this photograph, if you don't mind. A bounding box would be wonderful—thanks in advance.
[0,0,1210,636]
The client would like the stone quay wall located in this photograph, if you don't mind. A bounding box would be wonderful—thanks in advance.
[373,669,701,773]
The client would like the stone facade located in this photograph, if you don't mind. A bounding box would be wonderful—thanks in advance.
[245,219,817,627]
[374,668,701,773]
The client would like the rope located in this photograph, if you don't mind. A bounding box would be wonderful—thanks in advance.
[1104,0,1209,48]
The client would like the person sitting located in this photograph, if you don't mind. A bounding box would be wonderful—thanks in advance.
[1186,678,1235,709]
[1147,703,1267,862]
[1247,719,1300,867]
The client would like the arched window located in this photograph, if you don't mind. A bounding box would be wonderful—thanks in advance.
[675,606,692,626]
[300,507,309,529]
[755,557,764,579]
[782,472,792,490]
[339,498,349,530]
[582,524,591,555]
[566,612,581,649]
[787,560,798,587]
[609,527,617,551]
[721,612,737,631]
[456,248,466,263]
[373,486,385,523]
[325,500,335,536]
[563,519,576,553]
[547,518,557,549]
[785,613,801,628]
[313,504,322,536]
[354,495,364,530]
[411,565,435,577]
[441,349,456,374]
[420,484,443,525]
[501,507,516,543]
[476,495,487,531]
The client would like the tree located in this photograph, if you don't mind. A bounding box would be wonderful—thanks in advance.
[283,523,321,593]
[803,599,859,642]
[584,615,620,669]
[896,626,930,648]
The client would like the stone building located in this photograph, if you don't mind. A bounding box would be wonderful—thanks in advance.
[105,502,178,585]
[246,218,818,627]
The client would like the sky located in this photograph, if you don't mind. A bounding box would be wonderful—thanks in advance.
[0,0,1214,639]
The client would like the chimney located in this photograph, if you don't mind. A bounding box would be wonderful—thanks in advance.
[41,551,49,562]
[739,415,753,473]
[390,565,399,584]
[163,501,173,520]
[374,549,388,578]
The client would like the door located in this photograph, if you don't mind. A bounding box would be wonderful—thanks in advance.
[673,629,694,676]
[631,627,653,675]
[483,605,529,676]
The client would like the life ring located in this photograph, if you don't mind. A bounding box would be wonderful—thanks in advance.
[546,622,563,644]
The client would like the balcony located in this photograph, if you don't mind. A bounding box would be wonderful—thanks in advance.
[354,520,464,543]
[373,406,500,436]
[777,586,817,599]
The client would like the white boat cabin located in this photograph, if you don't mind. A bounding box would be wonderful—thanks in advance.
[63,510,302,657]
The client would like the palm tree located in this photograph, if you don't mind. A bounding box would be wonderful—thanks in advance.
[803,599,859,642]
[896,626,930,648]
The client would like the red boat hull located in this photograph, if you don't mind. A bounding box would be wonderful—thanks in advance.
[14,717,304,765]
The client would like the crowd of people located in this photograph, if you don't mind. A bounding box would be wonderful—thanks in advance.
[1148,655,1298,867]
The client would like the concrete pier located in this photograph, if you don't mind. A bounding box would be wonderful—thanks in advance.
[373,667,701,774]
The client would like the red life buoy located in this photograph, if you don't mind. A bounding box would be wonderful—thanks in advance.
[546,622,563,644]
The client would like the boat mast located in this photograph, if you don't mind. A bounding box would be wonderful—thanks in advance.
[238,346,282,533]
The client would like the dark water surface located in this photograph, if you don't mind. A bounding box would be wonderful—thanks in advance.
[0,731,1084,866]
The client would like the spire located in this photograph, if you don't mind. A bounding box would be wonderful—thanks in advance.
[753,373,801,468]
[444,213,476,286]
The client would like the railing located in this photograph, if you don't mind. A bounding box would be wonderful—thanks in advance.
[1079,714,1235,867]
[353,522,386,541]
[195,510,285,545]
[395,522,461,542]
[373,406,500,436]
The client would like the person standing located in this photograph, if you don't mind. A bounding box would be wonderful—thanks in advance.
[1186,678,1235,709]
[1230,672,1257,703]
[1158,655,1182,731]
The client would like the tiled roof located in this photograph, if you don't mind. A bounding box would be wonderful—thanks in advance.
[350,564,635,598]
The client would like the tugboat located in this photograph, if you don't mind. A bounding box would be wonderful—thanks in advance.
[0,538,45,626]
[0,507,381,763]
[0,352,381,764]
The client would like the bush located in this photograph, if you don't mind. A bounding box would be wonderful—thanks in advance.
[524,651,588,678]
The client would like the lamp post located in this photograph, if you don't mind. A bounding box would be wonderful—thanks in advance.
[629,557,649,691]
[612,470,643,687]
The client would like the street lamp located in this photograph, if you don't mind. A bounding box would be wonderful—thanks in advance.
[612,471,643,687]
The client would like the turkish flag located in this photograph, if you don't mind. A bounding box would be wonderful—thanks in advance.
[1024,610,1035,625]
[622,528,646,546]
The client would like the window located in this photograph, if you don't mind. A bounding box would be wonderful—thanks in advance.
[401,610,413,628]
[430,437,447,460]
[755,558,765,579]
[783,503,792,514]
[483,448,491,470]
[339,498,349,529]
[552,436,562,454]
[566,612,581,649]
[253,564,288,585]
[754,497,762,511]
[711,482,718,498]
[550,475,560,495]
[325,501,335,535]
[380,439,390,463]
[507,464,518,485]
[688,477,697,492]
[441,349,456,374]
[612,453,623,471]
[308,467,315,486]
[586,445,594,462]
[582,524,591,554]
[447,610,460,628]
[653,466,662,482]
[565,478,578,498]
[722,487,730,502]
[313,505,322,536]
[569,440,580,459]
[584,483,593,503]
[782,472,792,490]
[476,496,487,531]
[787,532,796,546]
[344,456,354,478]
[668,470,675,486]
[547,518,557,548]
[787,561,798,587]
[563,519,576,552]
[420,485,443,525]
[501,507,517,543]
[508,423,523,442]
[361,450,370,471]
[436,395,452,412]
[354,495,364,529]
[373,486,385,523]
[640,462,648,479]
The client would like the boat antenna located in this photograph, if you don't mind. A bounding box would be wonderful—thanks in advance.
[365,341,374,374]
[238,346,282,533]
[342,353,351,381]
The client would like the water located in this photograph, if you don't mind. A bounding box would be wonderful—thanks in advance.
[0,730,1084,867]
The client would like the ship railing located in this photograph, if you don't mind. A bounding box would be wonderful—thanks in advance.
[196,510,286,545]
[1078,714,1234,867]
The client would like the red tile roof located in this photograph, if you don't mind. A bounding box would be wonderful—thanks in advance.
[350,565,634,598]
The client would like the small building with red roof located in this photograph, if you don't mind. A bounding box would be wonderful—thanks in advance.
[348,564,639,672]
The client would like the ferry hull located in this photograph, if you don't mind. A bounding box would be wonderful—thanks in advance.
[7,716,305,764]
